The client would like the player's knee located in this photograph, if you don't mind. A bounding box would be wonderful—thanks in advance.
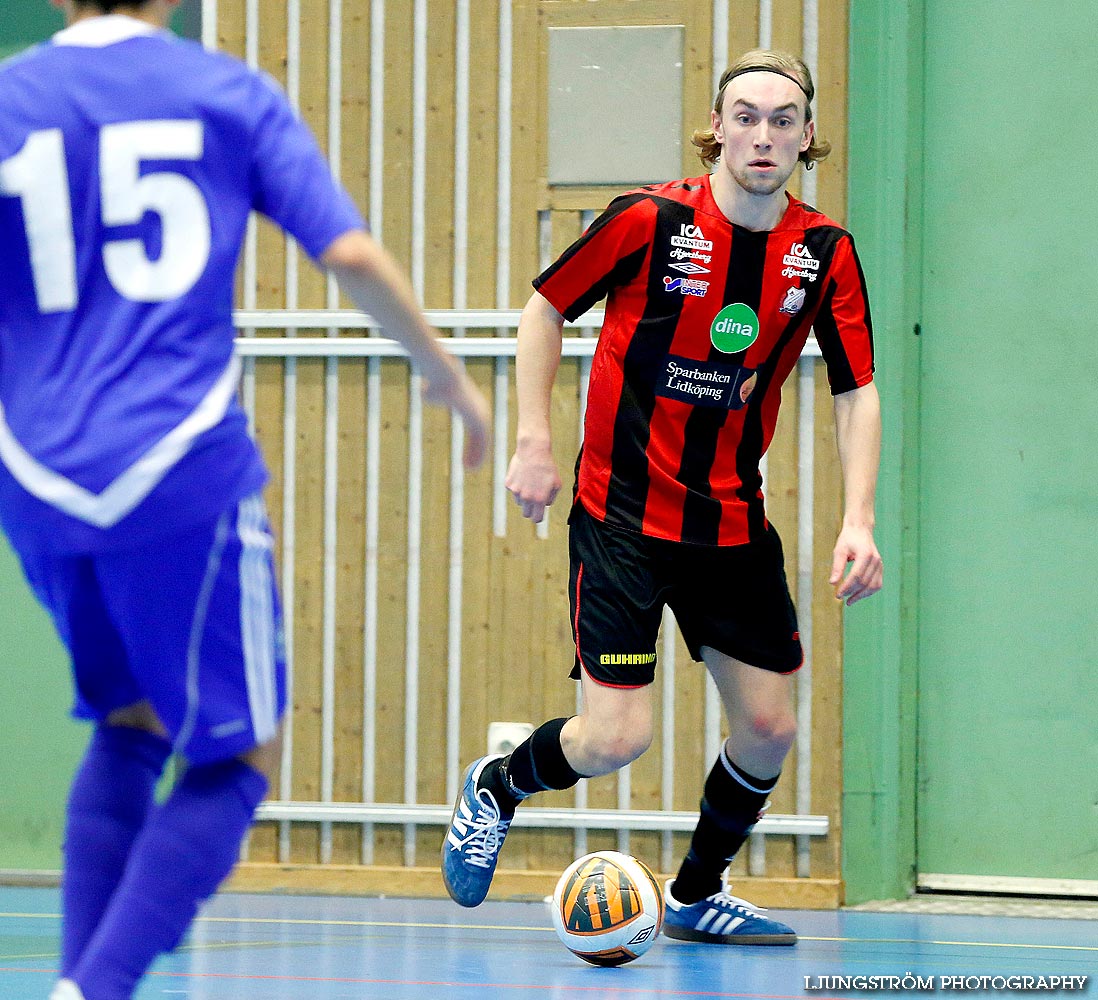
[104,700,169,738]
[237,726,284,779]
[748,709,797,754]
[586,722,652,774]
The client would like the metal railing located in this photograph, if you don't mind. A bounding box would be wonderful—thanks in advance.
[237,309,828,876]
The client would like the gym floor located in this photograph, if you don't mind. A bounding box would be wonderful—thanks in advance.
[0,886,1093,999]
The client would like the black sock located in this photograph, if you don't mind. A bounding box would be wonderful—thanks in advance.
[478,718,584,813]
[671,748,779,905]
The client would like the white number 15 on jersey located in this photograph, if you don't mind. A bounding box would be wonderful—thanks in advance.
[0,120,212,313]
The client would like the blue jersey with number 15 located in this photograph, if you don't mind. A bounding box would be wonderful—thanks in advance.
[0,16,363,553]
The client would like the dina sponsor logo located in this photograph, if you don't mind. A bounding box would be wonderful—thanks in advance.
[709,303,760,353]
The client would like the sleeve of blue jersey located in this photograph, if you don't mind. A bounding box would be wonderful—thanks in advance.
[247,72,365,259]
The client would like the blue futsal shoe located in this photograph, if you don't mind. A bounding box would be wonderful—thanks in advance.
[663,880,797,945]
[442,755,513,907]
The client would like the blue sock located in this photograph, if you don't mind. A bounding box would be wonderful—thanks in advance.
[61,726,172,976]
[70,758,268,1000]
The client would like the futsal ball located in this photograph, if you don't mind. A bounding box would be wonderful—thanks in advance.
[550,850,664,966]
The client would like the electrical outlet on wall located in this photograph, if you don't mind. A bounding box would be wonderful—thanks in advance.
[487,721,534,757]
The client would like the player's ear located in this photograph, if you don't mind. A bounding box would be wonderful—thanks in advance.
[711,108,724,144]
[801,119,814,155]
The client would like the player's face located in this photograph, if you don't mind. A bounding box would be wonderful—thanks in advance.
[712,73,813,197]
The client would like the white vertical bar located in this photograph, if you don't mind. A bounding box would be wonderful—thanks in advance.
[411,0,427,299]
[278,357,297,864]
[404,380,424,868]
[749,826,767,875]
[578,209,596,448]
[758,0,772,49]
[278,0,302,865]
[795,357,816,877]
[712,0,728,91]
[369,1,386,241]
[446,0,471,803]
[362,355,380,867]
[236,2,260,861]
[317,0,344,867]
[800,0,819,209]
[492,0,513,539]
[616,763,631,856]
[404,0,429,867]
[361,0,385,866]
[201,0,217,50]
[660,607,676,874]
[534,210,552,540]
[573,682,587,859]
[704,677,722,765]
[240,0,260,432]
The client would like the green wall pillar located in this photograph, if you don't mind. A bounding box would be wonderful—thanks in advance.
[0,539,83,871]
[842,0,923,902]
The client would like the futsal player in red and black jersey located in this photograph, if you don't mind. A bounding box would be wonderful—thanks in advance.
[443,49,882,944]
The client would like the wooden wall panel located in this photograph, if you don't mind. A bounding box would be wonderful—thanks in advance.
[227,0,853,904]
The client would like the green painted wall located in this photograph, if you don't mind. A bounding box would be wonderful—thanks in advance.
[843,0,923,903]
[0,1,200,61]
[0,0,201,872]
[0,542,83,870]
[915,0,1098,880]
[846,0,1098,898]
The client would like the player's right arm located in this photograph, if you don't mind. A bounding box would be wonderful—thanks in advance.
[321,230,489,470]
[505,291,565,523]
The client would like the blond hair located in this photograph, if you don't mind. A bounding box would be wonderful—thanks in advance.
[691,49,831,170]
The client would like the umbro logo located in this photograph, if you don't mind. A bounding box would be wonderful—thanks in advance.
[667,261,710,275]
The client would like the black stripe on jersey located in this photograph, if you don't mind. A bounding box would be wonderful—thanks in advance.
[852,242,875,347]
[534,194,649,320]
[567,245,649,322]
[678,228,769,545]
[804,228,868,394]
[811,277,858,391]
[602,201,691,532]
[730,226,844,542]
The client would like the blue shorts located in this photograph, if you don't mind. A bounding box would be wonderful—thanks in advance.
[16,493,286,765]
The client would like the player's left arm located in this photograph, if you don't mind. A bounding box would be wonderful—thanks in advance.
[829,381,882,606]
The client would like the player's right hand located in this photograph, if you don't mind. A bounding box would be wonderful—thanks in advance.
[505,440,561,523]
[422,364,490,469]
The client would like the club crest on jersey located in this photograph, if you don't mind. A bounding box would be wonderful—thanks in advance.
[779,286,806,315]
[663,276,709,297]
[710,302,760,353]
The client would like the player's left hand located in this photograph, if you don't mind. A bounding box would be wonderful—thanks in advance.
[829,524,882,606]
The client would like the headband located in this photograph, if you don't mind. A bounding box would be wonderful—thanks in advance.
[721,66,812,102]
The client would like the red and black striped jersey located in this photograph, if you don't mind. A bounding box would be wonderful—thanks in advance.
[533,174,874,546]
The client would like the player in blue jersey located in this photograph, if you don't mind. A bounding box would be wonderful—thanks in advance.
[0,2,490,999]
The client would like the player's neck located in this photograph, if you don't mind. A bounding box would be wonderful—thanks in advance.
[708,169,789,232]
[66,4,169,29]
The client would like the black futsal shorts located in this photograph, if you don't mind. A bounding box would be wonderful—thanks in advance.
[567,501,803,688]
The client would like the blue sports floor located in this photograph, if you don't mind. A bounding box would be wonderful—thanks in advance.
[0,887,1093,999]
